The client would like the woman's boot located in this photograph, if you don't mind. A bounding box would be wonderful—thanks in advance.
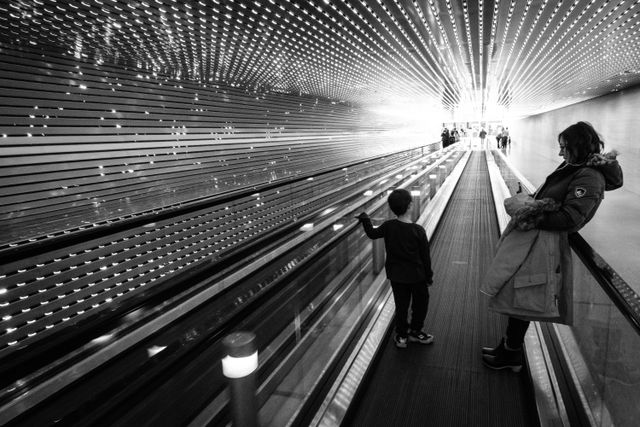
[482,342,523,373]
[481,338,505,356]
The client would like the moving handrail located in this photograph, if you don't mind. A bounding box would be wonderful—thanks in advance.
[569,233,640,335]
[0,144,439,260]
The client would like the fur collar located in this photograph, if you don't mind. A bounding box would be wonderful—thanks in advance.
[585,149,619,167]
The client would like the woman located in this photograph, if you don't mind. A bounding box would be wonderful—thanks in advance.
[480,121,623,372]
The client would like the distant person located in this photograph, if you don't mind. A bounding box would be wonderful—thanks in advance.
[501,127,510,148]
[441,128,450,147]
[480,121,623,372]
[495,130,502,148]
[357,189,434,349]
[452,128,460,143]
[479,128,487,146]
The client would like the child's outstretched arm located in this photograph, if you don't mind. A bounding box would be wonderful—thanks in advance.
[356,212,384,239]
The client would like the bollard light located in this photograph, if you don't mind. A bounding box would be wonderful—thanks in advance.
[222,332,259,427]
[222,351,258,379]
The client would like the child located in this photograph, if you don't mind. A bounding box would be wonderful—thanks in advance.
[357,188,434,348]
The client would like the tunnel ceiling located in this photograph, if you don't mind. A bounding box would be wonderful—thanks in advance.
[1,0,639,119]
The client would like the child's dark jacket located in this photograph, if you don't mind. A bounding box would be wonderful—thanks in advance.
[360,218,433,284]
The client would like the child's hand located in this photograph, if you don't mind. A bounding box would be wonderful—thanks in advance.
[355,212,369,221]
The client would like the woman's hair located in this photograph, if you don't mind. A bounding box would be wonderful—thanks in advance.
[387,188,412,216]
[558,121,604,163]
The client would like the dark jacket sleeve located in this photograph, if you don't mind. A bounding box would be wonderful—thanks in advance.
[361,218,385,239]
[537,169,605,232]
[418,226,433,283]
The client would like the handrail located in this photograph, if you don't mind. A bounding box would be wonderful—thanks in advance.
[0,142,440,261]
[569,233,640,335]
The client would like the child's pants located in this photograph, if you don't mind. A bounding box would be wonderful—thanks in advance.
[390,281,430,337]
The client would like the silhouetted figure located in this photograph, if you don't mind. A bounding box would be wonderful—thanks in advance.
[441,128,450,147]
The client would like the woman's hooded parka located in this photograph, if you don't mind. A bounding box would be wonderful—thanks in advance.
[481,151,623,325]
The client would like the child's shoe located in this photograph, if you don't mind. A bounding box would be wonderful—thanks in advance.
[408,330,434,344]
[394,334,408,349]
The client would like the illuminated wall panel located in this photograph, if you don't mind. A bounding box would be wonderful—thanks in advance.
[2,1,635,121]
[0,46,432,243]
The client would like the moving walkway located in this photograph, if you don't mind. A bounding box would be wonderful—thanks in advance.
[1,144,639,427]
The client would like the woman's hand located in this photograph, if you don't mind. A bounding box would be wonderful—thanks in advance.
[513,198,561,231]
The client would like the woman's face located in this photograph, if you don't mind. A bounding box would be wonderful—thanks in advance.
[558,136,570,162]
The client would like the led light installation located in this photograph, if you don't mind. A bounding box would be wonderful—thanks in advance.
[0,0,638,118]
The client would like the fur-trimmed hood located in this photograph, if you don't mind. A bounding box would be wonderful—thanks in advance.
[585,150,623,191]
